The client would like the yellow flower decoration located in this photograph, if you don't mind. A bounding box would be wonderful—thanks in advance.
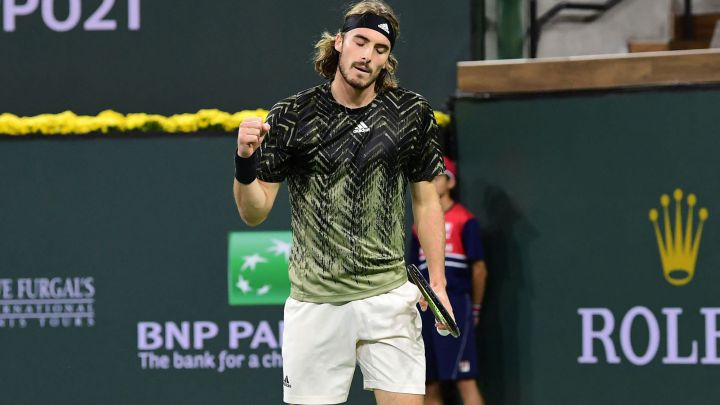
[0,109,449,136]
[433,111,451,127]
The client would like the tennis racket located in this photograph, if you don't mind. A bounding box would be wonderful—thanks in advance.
[406,264,460,338]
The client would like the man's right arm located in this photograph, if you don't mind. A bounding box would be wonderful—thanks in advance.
[233,178,280,226]
[233,116,281,226]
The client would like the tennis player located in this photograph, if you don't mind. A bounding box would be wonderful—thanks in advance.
[232,1,453,404]
[409,157,487,405]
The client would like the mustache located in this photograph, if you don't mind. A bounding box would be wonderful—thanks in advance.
[352,62,371,73]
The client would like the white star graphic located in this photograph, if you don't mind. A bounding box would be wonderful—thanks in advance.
[257,285,271,296]
[241,253,267,271]
[236,275,252,294]
[268,239,291,261]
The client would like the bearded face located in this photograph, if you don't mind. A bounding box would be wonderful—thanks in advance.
[335,28,391,90]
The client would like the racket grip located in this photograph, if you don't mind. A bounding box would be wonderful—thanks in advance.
[436,327,450,336]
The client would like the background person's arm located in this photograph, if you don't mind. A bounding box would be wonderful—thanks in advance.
[471,260,488,325]
[462,216,487,325]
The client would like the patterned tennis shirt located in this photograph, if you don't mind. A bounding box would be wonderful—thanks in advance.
[257,82,443,303]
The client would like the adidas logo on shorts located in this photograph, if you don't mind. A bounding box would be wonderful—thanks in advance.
[283,375,292,388]
[353,121,370,134]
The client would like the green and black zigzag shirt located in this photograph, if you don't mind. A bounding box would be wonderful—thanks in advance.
[257,82,443,303]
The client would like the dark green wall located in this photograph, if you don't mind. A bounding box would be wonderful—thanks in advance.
[5,88,720,404]
[456,88,720,405]
[0,0,469,115]
[0,135,378,404]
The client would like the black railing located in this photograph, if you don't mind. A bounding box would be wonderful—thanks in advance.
[683,0,694,40]
[529,0,624,58]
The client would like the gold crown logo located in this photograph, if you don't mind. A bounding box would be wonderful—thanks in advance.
[649,189,708,286]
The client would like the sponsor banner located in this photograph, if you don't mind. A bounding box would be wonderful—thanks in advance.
[136,320,283,372]
[577,188,718,367]
[133,231,293,373]
[0,276,95,328]
[227,231,291,306]
[2,0,142,33]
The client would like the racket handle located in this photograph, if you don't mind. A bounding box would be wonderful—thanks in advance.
[436,327,450,336]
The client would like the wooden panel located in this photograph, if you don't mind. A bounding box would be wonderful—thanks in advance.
[628,41,670,53]
[673,13,720,40]
[457,49,720,95]
[670,39,711,50]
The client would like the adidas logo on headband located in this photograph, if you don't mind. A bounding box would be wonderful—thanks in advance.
[378,23,389,34]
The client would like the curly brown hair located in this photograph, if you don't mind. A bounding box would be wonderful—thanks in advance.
[313,1,400,93]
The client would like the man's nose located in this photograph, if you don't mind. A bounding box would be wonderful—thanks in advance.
[360,46,373,62]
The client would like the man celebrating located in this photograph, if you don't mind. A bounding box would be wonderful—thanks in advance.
[410,157,488,405]
[232,1,453,404]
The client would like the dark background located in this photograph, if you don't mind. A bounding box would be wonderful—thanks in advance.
[455,87,720,405]
[0,0,469,116]
[3,87,720,404]
[5,1,720,404]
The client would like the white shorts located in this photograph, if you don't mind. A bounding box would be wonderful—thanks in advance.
[282,281,425,404]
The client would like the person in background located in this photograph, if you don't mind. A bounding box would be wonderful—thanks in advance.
[409,156,487,405]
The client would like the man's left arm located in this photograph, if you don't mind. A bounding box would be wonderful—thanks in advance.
[410,180,454,322]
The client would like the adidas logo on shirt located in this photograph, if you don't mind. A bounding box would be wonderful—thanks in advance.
[378,23,390,34]
[283,376,292,388]
[353,121,371,134]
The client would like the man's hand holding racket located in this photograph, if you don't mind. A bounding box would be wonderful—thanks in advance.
[408,264,460,338]
[422,281,455,333]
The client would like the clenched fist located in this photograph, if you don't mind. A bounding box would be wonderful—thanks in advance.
[237,117,270,157]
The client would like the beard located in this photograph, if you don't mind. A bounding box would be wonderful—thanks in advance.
[338,60,380,90]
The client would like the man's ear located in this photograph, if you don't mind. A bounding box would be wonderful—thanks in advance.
[334,33,343,53]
